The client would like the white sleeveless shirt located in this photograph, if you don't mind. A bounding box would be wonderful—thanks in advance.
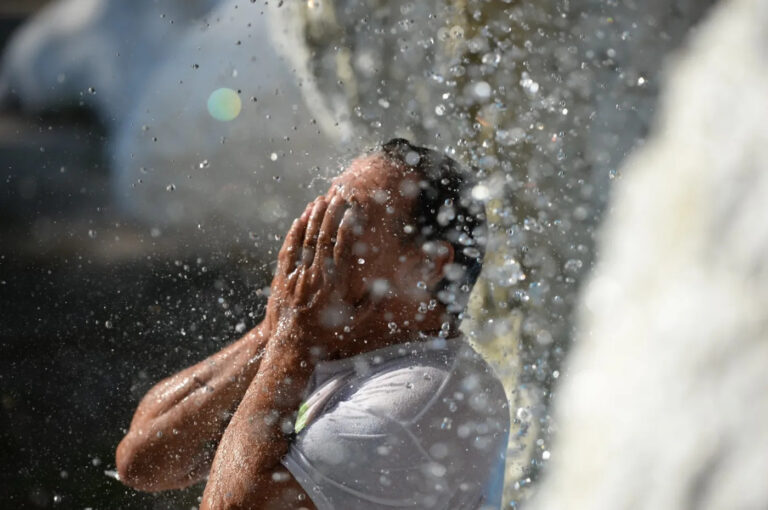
[282,336,509,509]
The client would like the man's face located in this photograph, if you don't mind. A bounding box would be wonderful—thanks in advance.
[323,152,430,313]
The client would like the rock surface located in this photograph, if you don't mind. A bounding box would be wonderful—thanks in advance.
[529,0,768,508]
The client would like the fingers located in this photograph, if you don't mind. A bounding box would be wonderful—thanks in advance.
[313,196,347,278]
[280,193,357,304]
[294,198,328,301]
[300,202,313,222]
[334,207,361,264]
[301,198,328,267]
[276,202,312,276]
[333,207,359,294]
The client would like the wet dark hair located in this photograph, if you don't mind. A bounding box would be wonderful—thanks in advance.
[381,138,487,314]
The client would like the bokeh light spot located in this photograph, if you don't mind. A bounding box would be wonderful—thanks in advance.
[207,88,242,121]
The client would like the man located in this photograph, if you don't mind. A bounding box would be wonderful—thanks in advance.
[116,139,510,509]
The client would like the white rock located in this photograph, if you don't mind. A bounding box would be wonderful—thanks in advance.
[0,0,220,126]
[530,1,768,508]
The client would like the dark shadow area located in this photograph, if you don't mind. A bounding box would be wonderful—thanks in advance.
[0,14,270,509]
[0,248,268,508]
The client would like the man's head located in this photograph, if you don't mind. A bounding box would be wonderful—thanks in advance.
[324,138,486,331]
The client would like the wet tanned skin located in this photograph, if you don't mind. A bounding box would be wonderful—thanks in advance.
[116,152,455,509]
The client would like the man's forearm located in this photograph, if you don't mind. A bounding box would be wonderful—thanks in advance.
[116,322,270,491]
[200,330,315,510]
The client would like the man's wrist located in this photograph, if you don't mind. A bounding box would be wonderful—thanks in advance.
[269,326,313,355]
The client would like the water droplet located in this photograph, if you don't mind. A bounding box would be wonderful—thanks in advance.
[104,320,113,329]
[471,184,491,201]
[564,258,583,274]
[405,151,421,166]
[463,247,481,259]
[536,329,554,345]
[270,152,278,161]
[496,127,526,146]
[516,407,532,423]
[371,278,391,297]
[481,51,501,66]
[520,72,540,94]
[271,471,290,482]
[473,81,492,100]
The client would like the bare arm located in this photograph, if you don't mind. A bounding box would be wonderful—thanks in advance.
[201,195,389,509]
[116,199,318,493]
[115,322,270,491]
[200,333,316,510]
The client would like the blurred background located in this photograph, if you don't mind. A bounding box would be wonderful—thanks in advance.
[3,0,767,509]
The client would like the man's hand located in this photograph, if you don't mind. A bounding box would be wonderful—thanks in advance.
[266,194,388,359]
[201,194,392,509]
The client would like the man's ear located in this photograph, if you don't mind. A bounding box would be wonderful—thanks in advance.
[420,240,454,289]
